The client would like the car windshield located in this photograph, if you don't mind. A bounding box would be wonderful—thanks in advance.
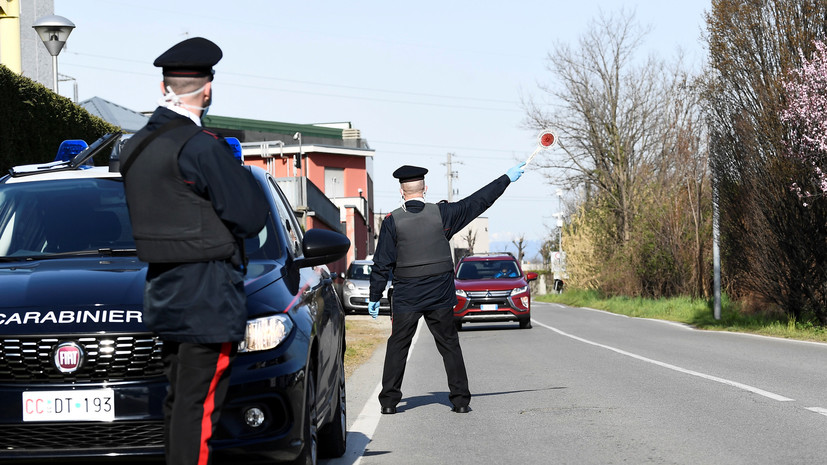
[456,259,519,279]
[347,263,372,280]
[0,178,280,261]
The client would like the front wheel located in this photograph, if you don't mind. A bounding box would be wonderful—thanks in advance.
[519,318,532,329]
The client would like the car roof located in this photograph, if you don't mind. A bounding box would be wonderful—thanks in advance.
[458,253,516,262]
[3,139,267,186]
[2,166,119,184]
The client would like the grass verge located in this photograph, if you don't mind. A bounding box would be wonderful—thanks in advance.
[536,289,827,343]
[344,317,390,379]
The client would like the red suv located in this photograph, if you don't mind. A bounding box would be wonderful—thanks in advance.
[453,253,538,330]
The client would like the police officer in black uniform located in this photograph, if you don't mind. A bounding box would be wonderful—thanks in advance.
[368,162,526,414]
[119,37,269,465]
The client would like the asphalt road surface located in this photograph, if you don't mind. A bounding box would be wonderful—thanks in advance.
[324,301,827,465]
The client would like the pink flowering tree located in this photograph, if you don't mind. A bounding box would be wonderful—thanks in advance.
[781,40,827,205]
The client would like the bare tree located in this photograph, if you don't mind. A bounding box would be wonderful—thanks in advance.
[524,8,667,245]
[460,228,477,254]
[539,238,554,268]
[510,234,526,263]
[706,0,827,321]
[524,8,712,298]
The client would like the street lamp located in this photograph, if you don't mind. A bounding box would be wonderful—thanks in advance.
[32,15,75,93]
[292,131,302,172]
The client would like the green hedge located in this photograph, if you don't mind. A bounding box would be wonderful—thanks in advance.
[0,64,120,173]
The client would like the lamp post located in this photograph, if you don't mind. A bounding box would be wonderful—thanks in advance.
[292,131,302,175]
[552,189,565,293]
[32,15,75,93]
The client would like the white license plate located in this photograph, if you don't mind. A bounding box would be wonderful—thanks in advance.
[23,388,115,422]
[480,304,499,310]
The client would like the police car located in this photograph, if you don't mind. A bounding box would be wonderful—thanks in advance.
[0,133,350,463]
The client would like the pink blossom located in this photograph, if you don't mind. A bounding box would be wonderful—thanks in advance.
[781,40,827,202]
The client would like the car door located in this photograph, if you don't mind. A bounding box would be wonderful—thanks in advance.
[265,176,340,413]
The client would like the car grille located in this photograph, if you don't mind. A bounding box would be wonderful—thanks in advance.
[465,290,512,298]
[348,297,369,307]
[0,421,163,451]
[0,334,164,383]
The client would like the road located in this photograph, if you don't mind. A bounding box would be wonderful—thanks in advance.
[324,301,827,465]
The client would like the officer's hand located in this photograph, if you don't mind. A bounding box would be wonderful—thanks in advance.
[507,162,526,182]
[368,301,380,319]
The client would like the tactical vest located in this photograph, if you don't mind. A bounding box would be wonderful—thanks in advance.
[120,121,237,263]
[391,203,454,278]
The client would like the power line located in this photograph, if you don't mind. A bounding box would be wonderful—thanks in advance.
[62,61,520,113]
[372,140,528,154]
[81,1,540,63]
[62,51,520,107]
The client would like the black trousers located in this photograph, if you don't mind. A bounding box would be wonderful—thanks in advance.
[162,341,236,465]
[379,306,471,409]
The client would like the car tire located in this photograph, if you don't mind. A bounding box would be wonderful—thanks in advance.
[294,367,318,465]
[319,352,347,458]
[519,318,532,329]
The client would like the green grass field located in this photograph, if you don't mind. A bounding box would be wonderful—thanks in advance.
[536,289,827,343]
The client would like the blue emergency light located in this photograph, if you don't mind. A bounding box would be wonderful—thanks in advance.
[225,137,243,163]
[55,140,89,162]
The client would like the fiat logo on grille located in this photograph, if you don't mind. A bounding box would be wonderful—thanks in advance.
[53,342,84,373]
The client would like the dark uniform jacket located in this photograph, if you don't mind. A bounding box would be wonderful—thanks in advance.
[369,174,511,313]
[122,107,269,343]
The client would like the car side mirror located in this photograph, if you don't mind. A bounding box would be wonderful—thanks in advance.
[294,229,351,269]
[526,271,539,282]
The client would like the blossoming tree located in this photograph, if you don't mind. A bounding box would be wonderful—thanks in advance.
[781,40,827,205]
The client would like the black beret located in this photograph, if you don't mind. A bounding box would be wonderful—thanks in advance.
[393,165,428,183]
[154,37,222,79]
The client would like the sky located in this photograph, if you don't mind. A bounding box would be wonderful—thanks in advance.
[52,0,710,253]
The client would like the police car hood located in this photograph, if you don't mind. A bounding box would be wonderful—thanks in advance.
[0,258,278,334]
[0,257,148,334]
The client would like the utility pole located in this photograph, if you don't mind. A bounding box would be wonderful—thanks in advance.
[444,152,461,201]
[443,153,462,260]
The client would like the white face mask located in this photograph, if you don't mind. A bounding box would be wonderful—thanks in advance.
[158,84,211,115]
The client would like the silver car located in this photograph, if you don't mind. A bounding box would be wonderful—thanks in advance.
[341,260,391,313]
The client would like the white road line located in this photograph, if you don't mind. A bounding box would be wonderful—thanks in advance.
[532,319,794,403]
[333,319,424,465]
[806,407,827,417]
[337,383,382,465]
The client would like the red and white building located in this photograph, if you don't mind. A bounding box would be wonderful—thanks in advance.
[203,115,376,275]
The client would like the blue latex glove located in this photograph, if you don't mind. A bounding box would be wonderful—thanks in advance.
[507,162,526,182]
[368,301,380,319]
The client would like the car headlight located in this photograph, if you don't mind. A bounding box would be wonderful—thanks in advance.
[510,285,528,296]
[238,314,294,353]
[455,289,467,297]
[345,281,356,290]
